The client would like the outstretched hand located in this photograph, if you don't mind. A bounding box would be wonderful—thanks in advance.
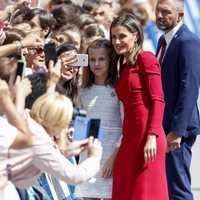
[46,59,61,93]
[87,136,102,160]
[61,139,89,157]
[21,32,44,49]
[0,79,11,107]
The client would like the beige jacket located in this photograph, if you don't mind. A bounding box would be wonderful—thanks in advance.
[0,111,100,189]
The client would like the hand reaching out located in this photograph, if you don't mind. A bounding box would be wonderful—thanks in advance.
[87,136,102,160]
[21,32,44,49]
[0,79,12,107]
[60,52,78,68]
[61,138,89,157]
[14,77,32,99]
[46,59,61,93]
[12,77,32,112]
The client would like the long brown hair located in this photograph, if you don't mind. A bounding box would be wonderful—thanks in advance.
[110,13,144,67]
[56,44,80,106]
[81,39,118,88]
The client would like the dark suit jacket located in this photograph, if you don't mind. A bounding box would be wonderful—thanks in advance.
[156,24,200,137]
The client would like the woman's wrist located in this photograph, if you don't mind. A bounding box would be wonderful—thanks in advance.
[147,133,157,138]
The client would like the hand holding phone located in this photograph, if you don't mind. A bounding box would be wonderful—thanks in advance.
[69,54,88,67]
[44,43,57,68]
[14,60,26,82]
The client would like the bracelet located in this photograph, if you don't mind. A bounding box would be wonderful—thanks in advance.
[13,41,22,51]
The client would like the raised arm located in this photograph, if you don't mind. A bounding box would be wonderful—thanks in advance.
[0,79,32,148]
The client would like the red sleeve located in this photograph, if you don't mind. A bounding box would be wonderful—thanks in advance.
[138,51,165,137]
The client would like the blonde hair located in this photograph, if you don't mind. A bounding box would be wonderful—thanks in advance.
[30,92,73,132]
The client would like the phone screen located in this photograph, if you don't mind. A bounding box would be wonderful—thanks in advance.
[44,43,57,68]
[14,60,25,82]
[88,119,101,138]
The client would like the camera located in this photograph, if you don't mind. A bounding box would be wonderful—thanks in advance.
[72,108,87,120]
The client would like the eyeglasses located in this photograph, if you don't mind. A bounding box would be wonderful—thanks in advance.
[52,0,71,5]
[29,48,44,54]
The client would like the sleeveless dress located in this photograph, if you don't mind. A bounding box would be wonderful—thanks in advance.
[112,51,169,200]
[74,84,122,199]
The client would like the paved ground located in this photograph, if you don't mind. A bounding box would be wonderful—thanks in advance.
[191,136,200,200]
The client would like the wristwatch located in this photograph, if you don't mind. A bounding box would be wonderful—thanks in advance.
[13,41,22,51]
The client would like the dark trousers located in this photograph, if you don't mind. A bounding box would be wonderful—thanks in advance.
[166,135,197,200]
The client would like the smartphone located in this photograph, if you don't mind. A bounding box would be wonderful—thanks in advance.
[88,119,101,138]
[73,116,102,141]
[69,54,88,67]
[14,60,26,82]
[73,116,90,141]
[44,43,57,68]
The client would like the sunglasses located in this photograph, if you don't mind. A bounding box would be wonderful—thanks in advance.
[52,0,71,5]
[29,48,44,54]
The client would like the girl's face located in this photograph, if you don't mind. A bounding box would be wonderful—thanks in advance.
[111,25,138,59]
[88,47,110,84]
[60,50,79,82]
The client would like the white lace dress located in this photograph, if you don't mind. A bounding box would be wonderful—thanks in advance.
[74,84,122,199]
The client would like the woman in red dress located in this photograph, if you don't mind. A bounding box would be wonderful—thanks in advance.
[110,13,169,200]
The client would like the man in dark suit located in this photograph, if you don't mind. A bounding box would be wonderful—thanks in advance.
[155,0,200,199]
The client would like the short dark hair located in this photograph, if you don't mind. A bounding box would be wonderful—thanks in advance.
[24,8,54,37]
[25,72,47,109]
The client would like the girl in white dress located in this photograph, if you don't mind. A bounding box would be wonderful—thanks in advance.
[74,39,122,200]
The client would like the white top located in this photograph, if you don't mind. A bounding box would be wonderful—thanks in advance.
[75,85,122,198]
[164,21,183,50]
[0,117,18,150]
[0,110,101,188]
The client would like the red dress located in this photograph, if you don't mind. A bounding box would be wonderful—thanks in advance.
[112,51,169,200]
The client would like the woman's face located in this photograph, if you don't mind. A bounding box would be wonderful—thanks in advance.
[60,50,79,82]
[111,25,138,59]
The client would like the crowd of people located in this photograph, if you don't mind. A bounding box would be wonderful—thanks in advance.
[0,0,200,200]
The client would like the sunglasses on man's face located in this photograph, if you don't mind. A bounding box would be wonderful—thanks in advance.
[29,48,44,54]
[52,0,71,5]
